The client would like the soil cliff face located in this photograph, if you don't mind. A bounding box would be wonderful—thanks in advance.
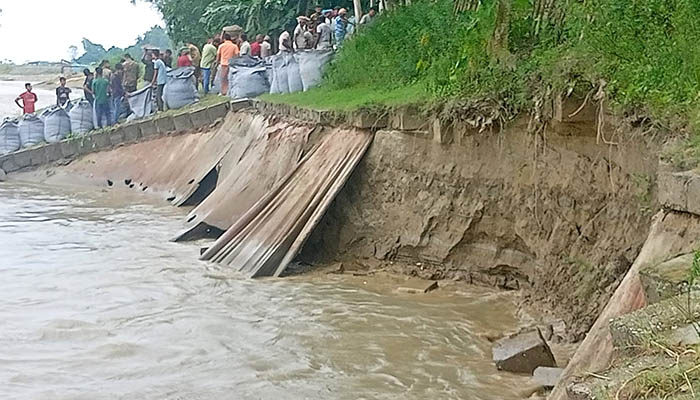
[301,119,658,339]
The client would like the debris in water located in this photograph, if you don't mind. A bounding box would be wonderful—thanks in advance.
[106,179,113,186]
[124,179,132,185]
[492,329,557,374]
[533,366,564,388]
[396,281,439,294]
[200,247,209,255]
[327,262,344,274]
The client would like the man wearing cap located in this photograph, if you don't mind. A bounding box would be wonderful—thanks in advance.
[294,16,311,50]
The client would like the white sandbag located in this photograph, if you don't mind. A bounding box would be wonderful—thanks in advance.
[0,119,20,155]
[285,53,303,93]
[42,106,71,143]
[212,68,222,94]
[18,114,45,148]
[164,67,198,110]
[69,99,94,135]
[270,53,289,94]
[127,86,154,120]
[295,50,334,91]
[228,55,270,99]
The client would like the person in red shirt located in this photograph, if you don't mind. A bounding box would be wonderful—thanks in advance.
[177,48,193,68]
[15,83,38,114]
[251,34,263,57]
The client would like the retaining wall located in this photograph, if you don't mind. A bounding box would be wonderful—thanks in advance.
[0,101,230,174]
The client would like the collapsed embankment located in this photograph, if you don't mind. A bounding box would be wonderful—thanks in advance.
[2,98,672,396]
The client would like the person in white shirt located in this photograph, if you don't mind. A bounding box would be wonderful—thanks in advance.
[261,35,272,58]
[360,8,377,26]
[293,16,311,50]
[239,33,252,55]
[316,16,333,50]
[279,30,292,53]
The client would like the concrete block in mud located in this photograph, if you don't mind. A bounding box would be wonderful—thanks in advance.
[229,98,248,112]
[173,113,193,131]
[93,131,111,150]
[155,116,175,134]
[492,329,557,374]
[658,170,689,212]
[0,168,5,181]
[351,111,388,130]
[396,281,439,294]
[60,140,79,158]
[190,108,210,128]
[76,135,96,154]
[208,102,230,121]
[639,253,695,304]
[121,123,141,143]
[12,149,31,169]
[138,120,157,138]
[431,118,453,144]
[533,366,563,388]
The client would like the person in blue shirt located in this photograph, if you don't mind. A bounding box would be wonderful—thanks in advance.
[334,8,348,46]
[150,49,168,111]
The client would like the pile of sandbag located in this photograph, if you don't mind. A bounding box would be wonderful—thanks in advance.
[42,106,72,143]
[163,67,198,110]
[269,53,303,94]
[295,50,334,91]
[127,86,154,120]
[69,99,94,135]
[0,119,20,155]
[212,67,222,94]
[18,114,45,148]
[227,55,270,99]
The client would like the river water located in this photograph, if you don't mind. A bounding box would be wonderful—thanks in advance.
[0,181,533,399]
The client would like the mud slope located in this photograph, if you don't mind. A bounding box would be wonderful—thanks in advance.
[300,119,659,339]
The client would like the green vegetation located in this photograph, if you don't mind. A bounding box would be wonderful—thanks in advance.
[75,26,172,65]
[275,0,700,136]
[262,84,431,111]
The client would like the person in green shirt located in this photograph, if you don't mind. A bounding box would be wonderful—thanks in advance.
[92,67,111,128]
[200,37,219,94]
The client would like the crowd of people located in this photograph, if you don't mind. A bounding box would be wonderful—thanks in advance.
[12,5,378,126]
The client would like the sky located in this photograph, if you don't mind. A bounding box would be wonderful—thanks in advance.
[0,0,164,63]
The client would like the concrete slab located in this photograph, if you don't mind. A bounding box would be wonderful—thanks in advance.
[533,366,563,388]
[138,119,157,138]
[29,147,48,166]
[12,149,32,169]
[389,107,428,131]
[640,253,695,304]
[229,99,248,112]
[351,111,388,129]
[208,102,230,121]
[155,116,175,133]
[658,170,690,212]
[1,156,19,173]
[431,118,453,144]
[108,129,125,146]
[60,140,80,158]
[44,143,63,162]
[77,135,97,154]
[190,108,210,128]
[93,131,112,150]
[492,329,557,374]
[121,123,141,143]
[173,113,194,131]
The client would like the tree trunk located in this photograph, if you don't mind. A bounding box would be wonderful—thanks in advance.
[489,0,512,65]
[353,0,363,24]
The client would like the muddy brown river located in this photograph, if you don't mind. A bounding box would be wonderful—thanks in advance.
[0,181,533,399]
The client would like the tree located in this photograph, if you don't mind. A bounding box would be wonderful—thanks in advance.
[68,45,79,62]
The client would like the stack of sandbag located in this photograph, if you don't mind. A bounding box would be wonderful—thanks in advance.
[212,67,222,94]
[228,55,270,99]
[127,86,154,120]
[163,67,198,110]
[42,106,71,143]
[0,119,20,155]
[69,99,94,135]
[295,50,334,91]
[269,53,303,94]
[18,114,45,148]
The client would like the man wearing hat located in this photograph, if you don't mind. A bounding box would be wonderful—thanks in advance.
[294,16,312,50]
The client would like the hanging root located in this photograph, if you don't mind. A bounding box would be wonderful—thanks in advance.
[593,79,618,146]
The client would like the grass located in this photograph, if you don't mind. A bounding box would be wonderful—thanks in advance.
[261,84,432,112]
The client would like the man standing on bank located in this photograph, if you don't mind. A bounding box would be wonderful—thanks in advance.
[15,83,38,115]
[56,77,72,108]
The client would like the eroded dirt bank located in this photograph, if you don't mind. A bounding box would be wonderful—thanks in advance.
[300,117,659,341]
